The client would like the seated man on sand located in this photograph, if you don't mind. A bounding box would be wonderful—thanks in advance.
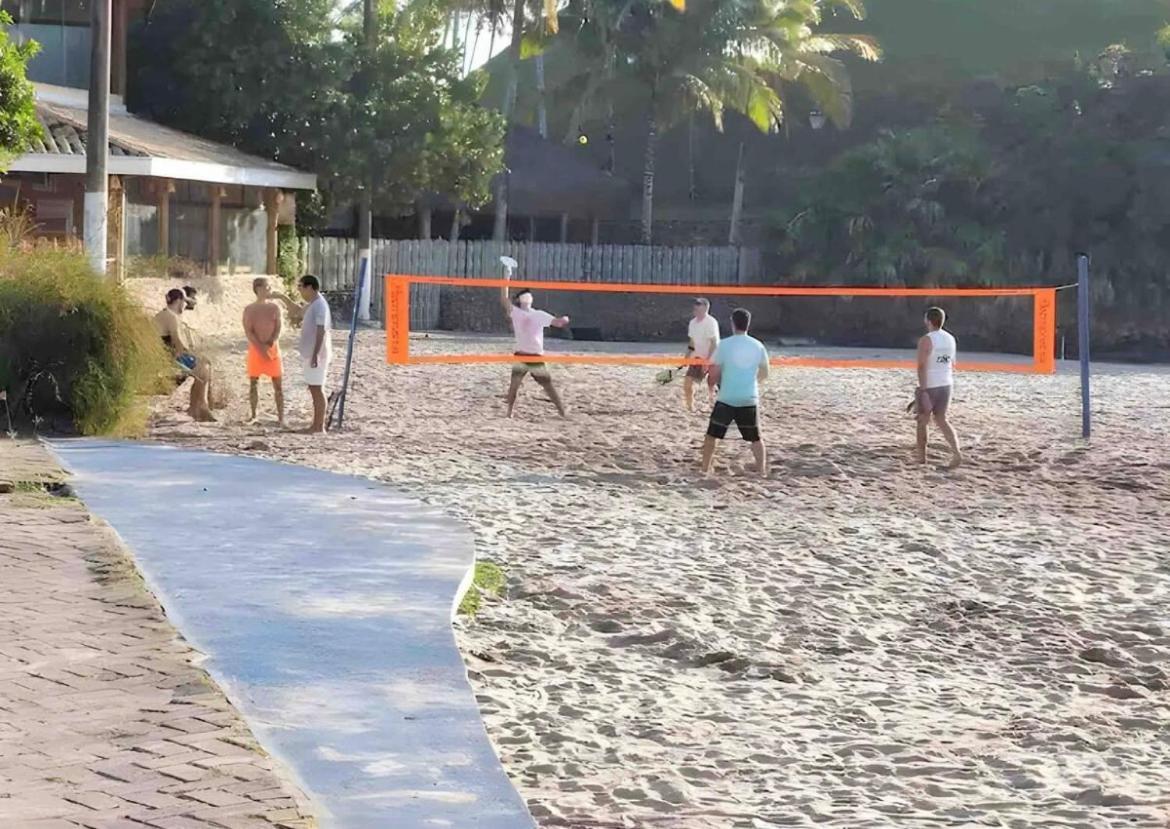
[153,288,215,422]
[242,277,285,426]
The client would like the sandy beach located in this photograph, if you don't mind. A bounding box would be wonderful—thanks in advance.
[148,326,1170,828]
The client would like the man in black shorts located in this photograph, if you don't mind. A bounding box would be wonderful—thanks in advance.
[701,308,770,477]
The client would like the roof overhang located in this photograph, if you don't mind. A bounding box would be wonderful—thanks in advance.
[11,83,317,191]
[8,152,317,190]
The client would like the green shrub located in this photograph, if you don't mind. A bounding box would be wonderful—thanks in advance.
[0,235,170,436]
[276,225,302,294]
[458,561,506,617]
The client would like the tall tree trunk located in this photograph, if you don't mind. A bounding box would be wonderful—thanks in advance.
[462,13,475,75]
[688,113,698,201]
[535,54,548,138]
[606,100,616,175]
[640,111,657,245]
[728,141,745,245]
[466,18,482,76]
[450,209,462,242]
[357,0,377,320]
[494,0,526,241]
[502,0,525,118]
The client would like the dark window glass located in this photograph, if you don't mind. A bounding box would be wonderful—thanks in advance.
[1,0,89,26]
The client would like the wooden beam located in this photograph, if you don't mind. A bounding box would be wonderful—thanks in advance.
[559,212,569,243]
[108,176,125,282]
[590,216,600,247]
[264,189,284,276]
[157,178,173,256]
[208,186,224,275]
[418,205,432,240]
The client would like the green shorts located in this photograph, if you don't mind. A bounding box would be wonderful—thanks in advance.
[512,353,550,380]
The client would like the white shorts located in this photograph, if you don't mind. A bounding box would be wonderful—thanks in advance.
[302,356,331,387]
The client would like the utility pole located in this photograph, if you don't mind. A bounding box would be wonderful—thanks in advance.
[84,0,112,275]
[356,0,377,321]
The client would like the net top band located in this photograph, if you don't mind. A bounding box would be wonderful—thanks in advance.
[387,274,1052,298]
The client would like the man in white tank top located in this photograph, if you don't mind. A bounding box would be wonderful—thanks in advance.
[915,306,963,468]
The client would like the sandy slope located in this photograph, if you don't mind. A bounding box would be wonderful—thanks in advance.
[150,330,1170,829]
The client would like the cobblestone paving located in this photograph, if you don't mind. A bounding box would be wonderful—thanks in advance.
[0,441,317,829]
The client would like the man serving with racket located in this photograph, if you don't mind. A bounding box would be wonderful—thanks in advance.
[500,274,571,418]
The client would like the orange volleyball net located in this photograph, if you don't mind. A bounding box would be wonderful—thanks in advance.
[384,275,1058,374]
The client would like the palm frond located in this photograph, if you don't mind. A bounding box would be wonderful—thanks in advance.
[825,0,867,21]
[803,33,880,61]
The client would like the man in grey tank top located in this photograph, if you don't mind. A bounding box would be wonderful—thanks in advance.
[915,307,963,468]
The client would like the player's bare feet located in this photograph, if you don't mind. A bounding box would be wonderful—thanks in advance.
[947,453,964,469]
[913,452,927,466]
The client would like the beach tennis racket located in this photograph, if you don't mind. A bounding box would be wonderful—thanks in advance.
[655,365,687,385]
[326,390,342,431]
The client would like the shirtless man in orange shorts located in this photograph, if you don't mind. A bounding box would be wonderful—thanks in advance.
[242,277,285,425]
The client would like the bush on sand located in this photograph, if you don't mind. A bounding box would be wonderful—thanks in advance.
[0,223,170,435]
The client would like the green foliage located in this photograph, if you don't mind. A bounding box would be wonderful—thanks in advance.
[276,226,302,294]
[0,12,42,168]
[778,60,1170,354]
[0,231,170,436]
[458,560,506,616]
[127,0,505,216]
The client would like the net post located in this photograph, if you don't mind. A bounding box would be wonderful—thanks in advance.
[385,274,410,365]
[1032,288,1056,374]
[334,253,370,430]
[1077,254,1092,438]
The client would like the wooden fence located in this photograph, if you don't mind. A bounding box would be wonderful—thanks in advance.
[301,238,763,329]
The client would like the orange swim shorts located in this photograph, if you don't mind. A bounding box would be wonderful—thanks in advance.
[246,343,283,379]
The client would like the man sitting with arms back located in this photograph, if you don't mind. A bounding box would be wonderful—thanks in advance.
[153,288,215,422]
[701,307,770,477]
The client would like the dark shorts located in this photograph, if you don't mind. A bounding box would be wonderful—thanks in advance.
[686,363,709,381]
[707,401,760,442]
[511,353,551,381]
[918,385,951,418]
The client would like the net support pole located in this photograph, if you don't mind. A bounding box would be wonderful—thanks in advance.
[385,275,410,364]
[1077,254,1092,439]
[1032,288,1057,374]
[335,255,369,430]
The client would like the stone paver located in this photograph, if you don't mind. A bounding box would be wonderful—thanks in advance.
[0,441,316,829]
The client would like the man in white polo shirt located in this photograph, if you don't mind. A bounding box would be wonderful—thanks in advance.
[297,274,332,434]
[684,298,720,412]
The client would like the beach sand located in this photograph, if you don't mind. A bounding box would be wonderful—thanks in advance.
[150,329,1170,828]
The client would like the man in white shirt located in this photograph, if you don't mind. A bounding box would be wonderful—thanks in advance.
[499,276,571,418]
[684,298,720,412]
[915,306,962,468]
[297,274,333,434]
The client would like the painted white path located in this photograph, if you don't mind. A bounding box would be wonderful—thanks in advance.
[50,440,535,829]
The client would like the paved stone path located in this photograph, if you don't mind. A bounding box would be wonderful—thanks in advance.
[50,440,534,829]
[0,441,316,829]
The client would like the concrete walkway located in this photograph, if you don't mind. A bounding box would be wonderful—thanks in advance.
[49,440,534,829]
[0,440,315,829]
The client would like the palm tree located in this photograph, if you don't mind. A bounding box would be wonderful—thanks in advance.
[560,0,878,243]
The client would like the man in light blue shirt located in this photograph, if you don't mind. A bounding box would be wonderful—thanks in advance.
[702,308,769,476]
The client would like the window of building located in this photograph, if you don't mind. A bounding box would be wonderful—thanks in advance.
[1,1,89,26]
